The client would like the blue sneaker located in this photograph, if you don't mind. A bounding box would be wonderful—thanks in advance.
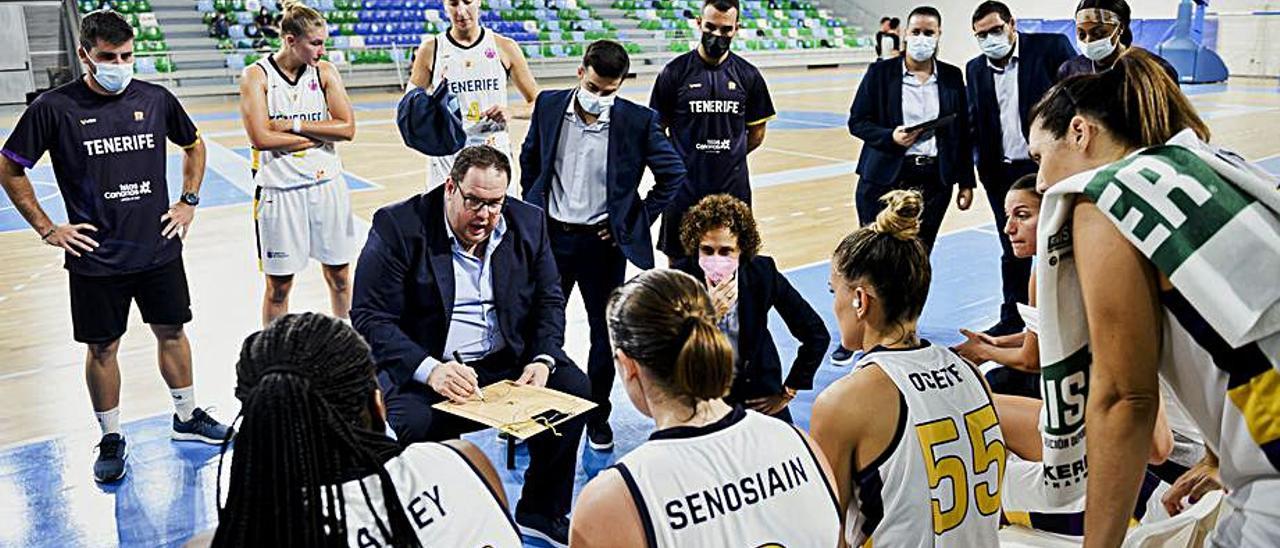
[93,433,128,483]
[172,407,234,444]
[830,345,856,366]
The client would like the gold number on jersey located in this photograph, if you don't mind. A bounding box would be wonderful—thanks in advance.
[915,403,1007,534]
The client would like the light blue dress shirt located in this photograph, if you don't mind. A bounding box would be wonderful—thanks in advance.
[549,90,612,225]
[988,38,1031,161]
[902,66,940,158]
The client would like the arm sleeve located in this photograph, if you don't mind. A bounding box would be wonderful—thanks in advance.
[351,209,434,386]
[771,259,830,390]
[641,108,686,221]
[847,63,897,150]
[649,65,676,123]
[526,214,571,366]
[745,67,776,126]
[1,98,55,169]
[163,89,201,148]
[952,75,977,189]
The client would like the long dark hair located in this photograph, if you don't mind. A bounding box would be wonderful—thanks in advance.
[1030,48,1209,149]
[213,313,421,547]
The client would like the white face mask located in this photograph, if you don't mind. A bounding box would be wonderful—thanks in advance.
[906,35,937,62]
[576,87,614,115]
[978,32,1013,60]
[91,60,133,94]
[1078,30,1119,62]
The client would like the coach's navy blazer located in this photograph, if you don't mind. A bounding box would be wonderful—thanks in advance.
[520,88,686,269]
[965,31,1076,180]
[674,255,829,398]
[351,185,570,387]
[847,56,976,188]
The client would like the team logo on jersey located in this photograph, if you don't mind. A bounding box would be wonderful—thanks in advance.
[309,79,319,91]
[689,83,703,89]
[484,47,496,59]
[728,81,737,90]
[79,118,97,125]
[133,111,145,122]
[465,59,473,68]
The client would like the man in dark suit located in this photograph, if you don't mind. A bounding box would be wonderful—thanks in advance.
[847,6,975,253]
[966,1,1076,336]
[842,6,974,366]
[521,40,686,451]
[351,145,588,546]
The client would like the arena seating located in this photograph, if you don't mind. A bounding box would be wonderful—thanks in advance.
[196,0,869,69]
[79,0,177,73]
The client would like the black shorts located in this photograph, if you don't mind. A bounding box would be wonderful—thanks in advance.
[68,258,192,344]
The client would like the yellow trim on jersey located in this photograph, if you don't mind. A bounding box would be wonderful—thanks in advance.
[1003,511,1032,528]
[1227,368,1280,444]
[747,114,776,127]
[251,148,261,172]
[179,131,202,150]
[860,536,872,548]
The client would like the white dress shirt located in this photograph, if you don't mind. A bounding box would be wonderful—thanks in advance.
[549,90,611,225]
[988,37,1031,162]
[901,66,940,157]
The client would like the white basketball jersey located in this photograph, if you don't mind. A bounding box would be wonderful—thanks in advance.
[340,442,522,548]
[614,408,841,548]
[427,28,513,192]
[251,56,343,189]
[847,343,1005,548]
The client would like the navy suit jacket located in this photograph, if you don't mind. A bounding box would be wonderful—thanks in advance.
[966,32,1076,180]
[351,186,570,387]
[520,89,687,269]
[674,255,829,397]
[848,56,976,188]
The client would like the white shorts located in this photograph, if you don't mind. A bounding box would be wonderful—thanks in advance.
[254,178,357,276]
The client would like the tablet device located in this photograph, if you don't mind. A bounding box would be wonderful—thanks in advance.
[904,112,956,133]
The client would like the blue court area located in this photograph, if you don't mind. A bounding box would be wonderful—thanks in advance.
[0,225,1004,548]
[0,153,377,234]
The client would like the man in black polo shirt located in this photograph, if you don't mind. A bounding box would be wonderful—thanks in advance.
[0,10,232,483]
[650,0,775,263]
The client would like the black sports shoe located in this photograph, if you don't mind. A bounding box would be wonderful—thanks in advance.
[983,318,1025,337]
[587,423,614,451]
[516,511,569,548]
[830,345,856,366]
[93,433,128,483]
[172,407,234,444]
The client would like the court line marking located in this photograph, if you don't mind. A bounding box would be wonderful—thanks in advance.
[761,146,850,164]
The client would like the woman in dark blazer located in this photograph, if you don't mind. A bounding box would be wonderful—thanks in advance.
[672,195,829,422]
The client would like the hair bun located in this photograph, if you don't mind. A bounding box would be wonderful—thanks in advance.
[872,190,924,241]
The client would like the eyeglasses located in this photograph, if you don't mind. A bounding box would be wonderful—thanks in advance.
[974,24,1005,40]
[454,183,505,213]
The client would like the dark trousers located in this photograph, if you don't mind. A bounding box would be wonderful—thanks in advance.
[983,160,1038,326]
[855,161,952,251]
[984,366,1041,400]
[548,219,628,430]
[379,350,590,519]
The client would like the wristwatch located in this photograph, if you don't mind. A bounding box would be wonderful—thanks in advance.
[532,355,557,375]
[180,192,200,206]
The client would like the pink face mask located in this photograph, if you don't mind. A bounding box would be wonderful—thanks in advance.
[699,254,739,286]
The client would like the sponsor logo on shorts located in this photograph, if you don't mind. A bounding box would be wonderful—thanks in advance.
[266,250,289,259]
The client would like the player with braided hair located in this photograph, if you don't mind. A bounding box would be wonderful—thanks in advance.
[204,313,519,547]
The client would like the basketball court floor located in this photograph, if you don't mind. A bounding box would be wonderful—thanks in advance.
[1,65,1278,546]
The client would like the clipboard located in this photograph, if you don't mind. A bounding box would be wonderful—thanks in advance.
[432,380,597,440]
[904,112,956,133]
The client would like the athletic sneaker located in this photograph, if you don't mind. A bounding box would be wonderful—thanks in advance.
[517,511,569,548]
[587,423,614,452]
[93,433,128,483]
[172,407,234,444]
[830,345,856,366]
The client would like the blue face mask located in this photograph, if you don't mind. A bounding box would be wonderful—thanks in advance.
[91,60,134,94]
[978,32,1013,60]
[576,87,614,115]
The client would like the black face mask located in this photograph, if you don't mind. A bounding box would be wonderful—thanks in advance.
[701,32,732,59]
